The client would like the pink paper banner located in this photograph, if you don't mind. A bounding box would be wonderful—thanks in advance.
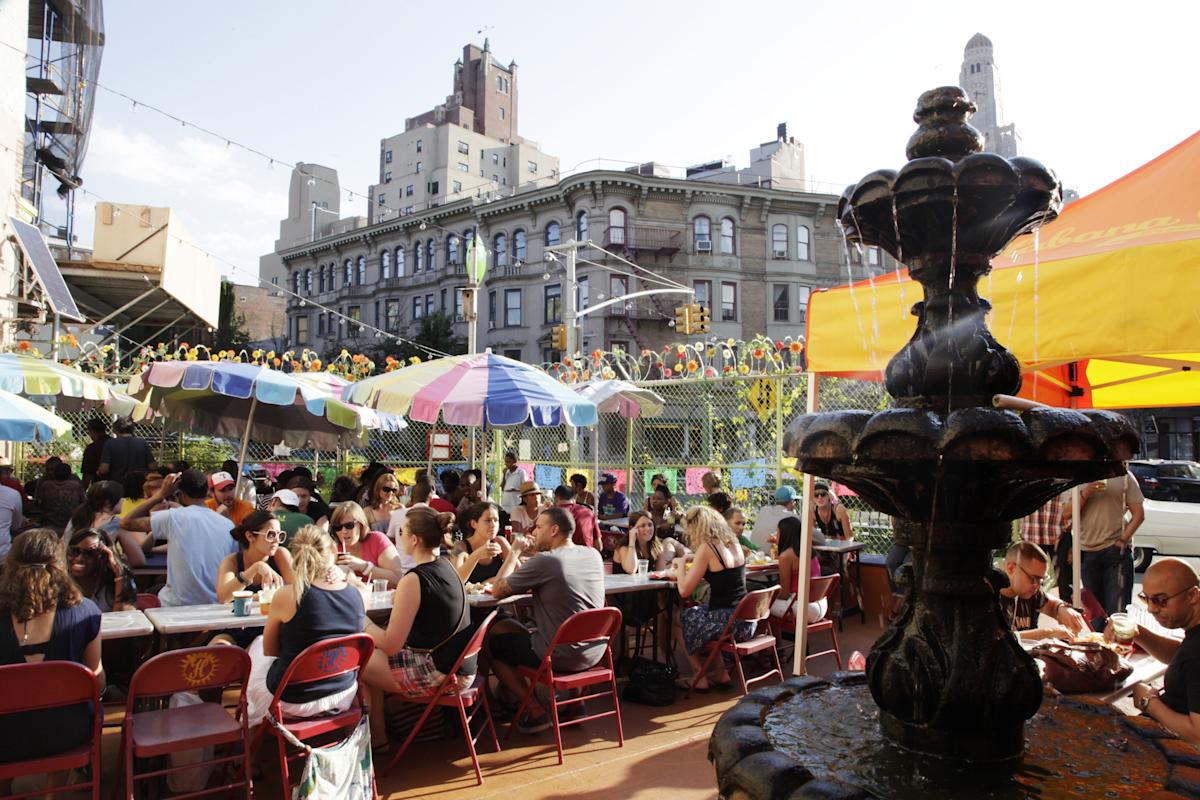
[684,467,709,495]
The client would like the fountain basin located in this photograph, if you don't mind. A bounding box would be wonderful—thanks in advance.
[710,673,1200,800]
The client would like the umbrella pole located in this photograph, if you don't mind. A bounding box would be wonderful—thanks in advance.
[235,396,258,493]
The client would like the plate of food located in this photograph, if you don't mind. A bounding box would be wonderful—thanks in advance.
[649,569,678,581]
[464,582,494,595]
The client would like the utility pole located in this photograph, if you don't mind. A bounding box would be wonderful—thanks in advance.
[563,241,578,360]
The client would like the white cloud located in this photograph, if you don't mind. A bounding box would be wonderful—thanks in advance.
[82,123,288,283]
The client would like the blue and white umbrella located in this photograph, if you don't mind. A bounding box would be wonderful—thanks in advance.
[0,388,73,442]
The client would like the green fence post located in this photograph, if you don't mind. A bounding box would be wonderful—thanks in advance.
[625,415,634,504]
[775,373,785,490]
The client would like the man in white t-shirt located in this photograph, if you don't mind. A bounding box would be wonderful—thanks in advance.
[123,470,237,606]
[386,481,433,575]
[500,452,527,513]
[0,484,23,559]
[750,486,799,550]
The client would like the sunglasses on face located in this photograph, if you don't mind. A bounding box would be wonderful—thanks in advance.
[334,521,358,532]
[1138,585,1196,608]
[253,530,287,544]
[379,486,397,494]
[67,546,103,559]
[814,492,829,498]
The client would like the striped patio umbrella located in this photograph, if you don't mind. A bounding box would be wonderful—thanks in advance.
[0,353,113,410]
[344,351,598,428]
[0,388,73,442]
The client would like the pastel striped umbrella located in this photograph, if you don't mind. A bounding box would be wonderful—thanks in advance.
[0,353,113,410]
[127,361,387,452]
[344,351,598,428]
[0,388,73,442]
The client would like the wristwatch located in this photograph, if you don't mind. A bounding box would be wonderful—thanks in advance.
[1137,691,1159,713]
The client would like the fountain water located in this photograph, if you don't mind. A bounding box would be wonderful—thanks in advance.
[706,88,1200,799]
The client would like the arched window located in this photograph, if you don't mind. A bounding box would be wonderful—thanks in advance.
[720,217,736,254]
[380,249,391,280]
[426,239,436,271]
[545,221,561,247]
[771,224,788,259]
[395,246,405,277]
[356,255,366,285]
[446,234,459,265]
[303,269,312,294]
[512,229,526,264]
[494,232,509,267]
[576,210,588,242]
[464,229,475,253]
[414,242,424,273]
[692,215,711,251]
[344,258,354,285]
[797,225,811,261]
[608,208,626,245]
[318,265,326,293]
[291,271,299,295]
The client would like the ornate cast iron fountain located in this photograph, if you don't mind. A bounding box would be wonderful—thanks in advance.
[705,89,1200,799]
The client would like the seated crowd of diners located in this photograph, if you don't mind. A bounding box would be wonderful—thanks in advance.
[0,453,868,789]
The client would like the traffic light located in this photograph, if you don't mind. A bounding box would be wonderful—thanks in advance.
[551,325,567,350]
[692,304,711,334]
[674,305,692,335]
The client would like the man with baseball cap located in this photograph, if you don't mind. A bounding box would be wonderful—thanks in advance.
[596,472,629,522]
[269,488,314,536]
[204,470,254,524]
[750,485,800,550]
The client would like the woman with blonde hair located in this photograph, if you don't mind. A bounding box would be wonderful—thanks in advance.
[362,506,474,747]
[246,525,366,724]
[364,471,402,532]
[0,529,104,791]
[673,505,752,691]
[329,501,404,586]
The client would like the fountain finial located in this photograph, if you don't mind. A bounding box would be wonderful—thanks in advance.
[906,86,983,161]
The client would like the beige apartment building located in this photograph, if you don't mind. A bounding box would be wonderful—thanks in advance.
[271,41,890,362]
[279,163,889,363]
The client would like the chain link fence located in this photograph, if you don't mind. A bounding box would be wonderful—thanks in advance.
[16,374,895,552]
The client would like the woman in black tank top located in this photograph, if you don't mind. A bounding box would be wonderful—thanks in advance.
[674,506,755,691]
[213,510,296,648]
[361,506,475,747]
[811,482,853,540]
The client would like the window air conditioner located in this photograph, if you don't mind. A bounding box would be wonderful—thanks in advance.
[696,240,712,253]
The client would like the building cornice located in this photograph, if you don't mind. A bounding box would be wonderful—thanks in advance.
[280,170,840,263]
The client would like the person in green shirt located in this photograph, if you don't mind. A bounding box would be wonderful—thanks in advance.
[270,489,314,538]
[723,506,761,553]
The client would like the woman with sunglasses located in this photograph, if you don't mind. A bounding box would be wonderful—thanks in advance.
[364,472,402,532]
[212,511,294,648]
[67,527,137,613]
[329,501,404,586]
[811,482,853,541]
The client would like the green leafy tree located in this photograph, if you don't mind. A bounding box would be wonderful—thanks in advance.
[352,311,467,366]
[216,280,252,351]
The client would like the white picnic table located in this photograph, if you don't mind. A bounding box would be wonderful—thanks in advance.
[100,610,154,640]
[141,576,676,634]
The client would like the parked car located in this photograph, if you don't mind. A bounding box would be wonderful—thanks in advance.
[1132,498,1200,571]
[1129,459,1200,503]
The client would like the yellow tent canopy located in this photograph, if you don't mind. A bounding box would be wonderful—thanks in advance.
[805,130,1200,409]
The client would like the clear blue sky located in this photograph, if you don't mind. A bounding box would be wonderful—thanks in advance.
[77,0,1197,285]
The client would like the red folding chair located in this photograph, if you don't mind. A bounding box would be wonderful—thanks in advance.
[688,586,782,697]
[508,607,624,765]
[254,634,374,799]
[0,661,101,799]
[135,593,161,611]
[773,575,843,670]
[388,611,501,784]
[114,645,252,799]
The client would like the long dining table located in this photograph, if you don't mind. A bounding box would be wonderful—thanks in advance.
[140,574,678,637]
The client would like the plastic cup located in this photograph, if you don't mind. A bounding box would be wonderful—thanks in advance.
[603,560,614,575]
[232,590,254,616]
[636,559,650,581]
[1110,612,1137,643]
[372,578,389,593]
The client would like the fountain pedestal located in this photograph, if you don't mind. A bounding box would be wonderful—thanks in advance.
[706,85,1196,799]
